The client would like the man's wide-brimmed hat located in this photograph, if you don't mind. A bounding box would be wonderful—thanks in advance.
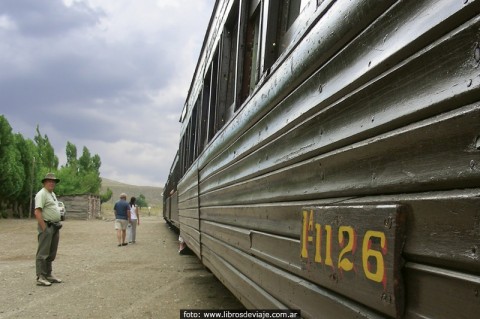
[41,172,60,183]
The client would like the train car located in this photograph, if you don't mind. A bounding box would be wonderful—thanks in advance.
[163,0,480,318]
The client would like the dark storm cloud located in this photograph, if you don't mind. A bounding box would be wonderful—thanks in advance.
[1,47,161,109]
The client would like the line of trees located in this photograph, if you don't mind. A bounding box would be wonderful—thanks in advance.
[0,115,111,218]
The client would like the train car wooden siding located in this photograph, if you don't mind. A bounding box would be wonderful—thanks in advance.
[163,1,480,318]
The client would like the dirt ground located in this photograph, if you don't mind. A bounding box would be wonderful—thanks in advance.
[0,216,243,319]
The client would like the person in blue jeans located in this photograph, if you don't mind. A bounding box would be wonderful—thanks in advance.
[127,196,140,243]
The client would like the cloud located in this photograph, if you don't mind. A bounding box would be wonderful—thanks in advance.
[0,0,101,38]
[0,0,214,186]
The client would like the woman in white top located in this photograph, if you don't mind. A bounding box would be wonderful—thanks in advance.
[127,197,140,243]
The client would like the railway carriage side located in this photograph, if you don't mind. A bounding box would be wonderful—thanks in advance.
[164,1,480,318]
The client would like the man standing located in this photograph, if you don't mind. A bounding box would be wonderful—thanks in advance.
[34,172,63,286]
[114,193,131,246]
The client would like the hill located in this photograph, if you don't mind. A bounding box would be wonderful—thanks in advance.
[100,177,164,209]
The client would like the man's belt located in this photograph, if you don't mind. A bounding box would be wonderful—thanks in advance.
[44,220,63,230]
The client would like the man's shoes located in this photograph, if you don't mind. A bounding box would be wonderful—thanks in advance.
[36,275,52,286]
[121,243,128,246]
[46,274,62,283]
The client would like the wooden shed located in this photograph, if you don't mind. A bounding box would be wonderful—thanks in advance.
[57,194,101,220]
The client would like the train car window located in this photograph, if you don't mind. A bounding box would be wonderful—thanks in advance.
[179,100,198,174]
[249,11,261,93]
[262,1,280,73]
[198,86,209,154]
[210,50,219,135]
[202,68,215,144]
[224,4,239,120]
[276,0,309,55]
[179,133,186,176]
[240,1,261,102]
[185,123,191,168]
[189,104,198,165]
[285,0,301,30]
[216,3,239,132]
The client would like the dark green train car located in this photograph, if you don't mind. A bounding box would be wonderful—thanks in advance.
[163,1,480,318]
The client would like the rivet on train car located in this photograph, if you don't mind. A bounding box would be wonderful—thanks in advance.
[384,217,393,229]
[368,61,372,67]
[381,293,392,304]
[318,84,323,93]
[467,79,473,87]
[475,45,480,63]
[470,159,476,169]
[371,116,375,122]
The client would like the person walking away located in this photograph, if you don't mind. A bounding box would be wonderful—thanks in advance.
[34,173,63,286]
[127,197,140,243]
[114,193,131,246]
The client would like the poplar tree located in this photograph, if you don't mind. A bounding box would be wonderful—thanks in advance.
[34,125,59,176]
[0,116,25,216]
[13,134,37,217]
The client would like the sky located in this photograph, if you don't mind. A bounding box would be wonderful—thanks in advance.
[0,0,215,187]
